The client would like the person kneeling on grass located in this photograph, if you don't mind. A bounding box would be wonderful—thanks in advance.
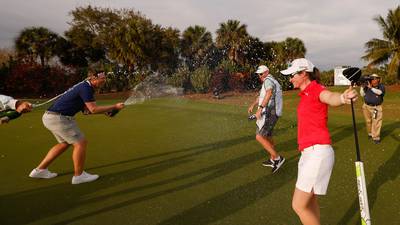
[29,70,124,185]
[0,94,32,124]
[281,58,358,225]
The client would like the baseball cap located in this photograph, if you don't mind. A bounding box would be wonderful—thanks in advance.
[281,58,315,75]
[255,65,269,74]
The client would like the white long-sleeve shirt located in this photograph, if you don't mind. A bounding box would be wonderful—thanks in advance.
[0,94,18,111]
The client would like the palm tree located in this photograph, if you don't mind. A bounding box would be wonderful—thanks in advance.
[15,27,60,67]
[283,37,306,62]
[181,25,213,70]
[362,6,400,80]
[216,20,249,65]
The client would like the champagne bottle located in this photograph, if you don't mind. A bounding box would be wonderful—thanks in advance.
[105,109,120,117]
[0,109,21,124]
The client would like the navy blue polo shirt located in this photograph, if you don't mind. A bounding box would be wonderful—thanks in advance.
[48,81,95,116]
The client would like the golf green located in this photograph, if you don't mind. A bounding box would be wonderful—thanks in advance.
[0,89,399,225]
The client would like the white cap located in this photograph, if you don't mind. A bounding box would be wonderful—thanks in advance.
[281,58,315,75]
[255,65,269,74]
[370,73,380,78]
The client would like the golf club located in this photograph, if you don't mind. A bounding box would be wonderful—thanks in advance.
[342,67,372,225]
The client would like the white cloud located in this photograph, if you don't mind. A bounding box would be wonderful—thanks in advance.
[0,0,398,70]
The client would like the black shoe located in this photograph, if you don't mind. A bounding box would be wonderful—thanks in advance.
[262,159,274,167]
[272,157,285,173]
[368,135,372,140]
[373,139,380,144]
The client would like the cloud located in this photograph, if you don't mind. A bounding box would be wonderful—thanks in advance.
[0,0,398,70]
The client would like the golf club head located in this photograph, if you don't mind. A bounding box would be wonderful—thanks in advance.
[342,67,362,85]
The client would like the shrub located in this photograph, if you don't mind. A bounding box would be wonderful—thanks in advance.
[3,63,82,97]
[320,70,334,86]
[191,65,211,93]
[228,72,250,91]
[167,66,191,91]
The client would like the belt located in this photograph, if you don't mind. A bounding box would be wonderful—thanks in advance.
[45,111,70,117]
[366,103,380,106]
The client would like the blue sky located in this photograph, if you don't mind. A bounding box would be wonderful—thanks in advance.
[0,0,398,70]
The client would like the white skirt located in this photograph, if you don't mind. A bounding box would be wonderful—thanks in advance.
[296,144,335,195]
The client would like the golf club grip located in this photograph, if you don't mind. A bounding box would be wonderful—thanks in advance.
[355,161,372,225]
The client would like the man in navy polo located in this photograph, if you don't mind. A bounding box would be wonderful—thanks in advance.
[29,70,125,184]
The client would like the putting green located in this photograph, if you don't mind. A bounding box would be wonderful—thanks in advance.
[0,89,399,225]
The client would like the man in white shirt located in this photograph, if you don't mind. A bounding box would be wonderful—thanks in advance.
[0,94,32,124]
[248,65,285,173]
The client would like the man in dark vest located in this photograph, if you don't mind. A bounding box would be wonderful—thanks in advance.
[360,73,385,144]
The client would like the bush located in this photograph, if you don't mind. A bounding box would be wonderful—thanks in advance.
[217,59,241,74]
[191,65,211,93]
[167,66,191,91]
[228,72,251,91]
[3,63,82,97]
[320,70,334,86]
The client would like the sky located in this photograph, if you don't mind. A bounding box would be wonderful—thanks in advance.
[0,0,398,70]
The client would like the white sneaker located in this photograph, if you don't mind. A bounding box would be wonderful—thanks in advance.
[29,168,58,179]
[71,171,99,184]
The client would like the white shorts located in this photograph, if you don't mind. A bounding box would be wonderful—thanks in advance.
[42,112,85,144]
[296,144,334,195]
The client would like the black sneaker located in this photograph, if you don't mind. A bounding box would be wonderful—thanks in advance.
[368,135,372,140]
[373,139,380,144]
[262,159,274,167]
[272,157,285,173]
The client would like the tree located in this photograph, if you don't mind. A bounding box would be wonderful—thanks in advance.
[181,25,213,70]
[216,20,249,65]
[65,6,122,64]
[283,37,306,62]
[15,27,60,67]
[362,6,400,80]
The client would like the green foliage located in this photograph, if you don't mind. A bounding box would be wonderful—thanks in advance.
[320,70,334,86]
[362,6,400,80]
[181,25,213,71]
[217,59,242,74]
[191,65,212,93]
[216,20,249,65]
[10,7,311,94]
[15,27,60,67]
[363,65,399,85]
[98,64,149,93]
[167,65,191,90]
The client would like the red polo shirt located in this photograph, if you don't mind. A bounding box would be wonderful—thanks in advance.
[297,81,331,151]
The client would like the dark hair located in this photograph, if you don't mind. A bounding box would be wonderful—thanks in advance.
[306,67,321,83]
[87,68,105,79]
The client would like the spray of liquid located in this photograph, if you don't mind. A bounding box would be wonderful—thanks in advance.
[123,73,184,106]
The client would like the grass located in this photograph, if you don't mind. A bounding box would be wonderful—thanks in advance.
[0,87,399,225]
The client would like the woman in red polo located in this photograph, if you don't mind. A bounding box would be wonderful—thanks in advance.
[281,58,358,225]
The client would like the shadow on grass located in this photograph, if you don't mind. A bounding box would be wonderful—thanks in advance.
[0,135,256,225]
[55,155,299,225]
[0,121,367,224]
[337,133,400,224]
[381,121,400,141]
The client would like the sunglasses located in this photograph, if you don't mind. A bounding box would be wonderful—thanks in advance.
[289,71,300,78]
